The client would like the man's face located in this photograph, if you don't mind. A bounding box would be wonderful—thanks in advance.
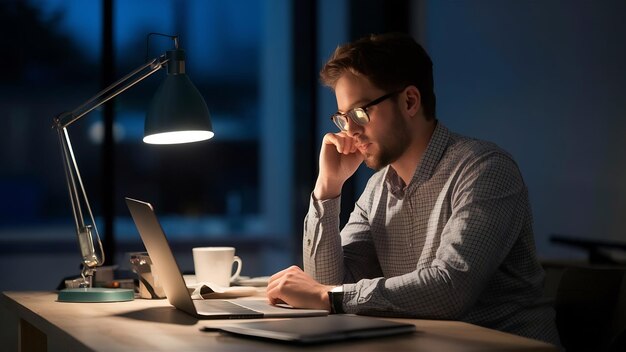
[334,73,411,171]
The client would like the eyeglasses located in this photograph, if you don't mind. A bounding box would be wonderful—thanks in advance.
[330,90,401,131]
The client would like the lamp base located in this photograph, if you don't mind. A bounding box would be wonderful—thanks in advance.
[57,288,134,303]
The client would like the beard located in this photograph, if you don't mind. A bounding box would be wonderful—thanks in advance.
[362,106,412,171]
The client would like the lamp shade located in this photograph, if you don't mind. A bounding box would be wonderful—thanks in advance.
[143,72,214,144]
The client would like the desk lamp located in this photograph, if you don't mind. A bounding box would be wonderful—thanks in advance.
[53,33,213,302]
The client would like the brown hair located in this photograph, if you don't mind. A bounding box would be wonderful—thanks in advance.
[320,32,436,119]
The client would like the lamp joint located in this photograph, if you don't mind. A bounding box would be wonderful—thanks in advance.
[52,112,72,129]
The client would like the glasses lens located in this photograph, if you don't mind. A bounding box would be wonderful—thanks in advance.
[332,114,348,131]
[349,108,369,125]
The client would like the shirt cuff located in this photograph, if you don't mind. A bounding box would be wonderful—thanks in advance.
[341,283,358,313]
[309,192,341,218]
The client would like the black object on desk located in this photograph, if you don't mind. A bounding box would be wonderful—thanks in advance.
[202,315,417,344]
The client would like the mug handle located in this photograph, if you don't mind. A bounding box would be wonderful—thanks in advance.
[230,256,242,282]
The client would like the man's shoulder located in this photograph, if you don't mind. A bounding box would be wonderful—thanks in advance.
[447,131,514,163]
[440,131,525,189]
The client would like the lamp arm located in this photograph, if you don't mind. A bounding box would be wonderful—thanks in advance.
[56,55,169,129]
[52,54,170,287]
[57,127,101,285]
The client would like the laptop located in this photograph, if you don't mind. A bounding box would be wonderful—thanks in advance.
[125,197,329,319]
[202,315,417,344]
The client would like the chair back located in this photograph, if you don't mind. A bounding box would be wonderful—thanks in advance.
[554,266,626,352]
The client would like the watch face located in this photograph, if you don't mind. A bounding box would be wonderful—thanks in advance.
[331,286,344,293]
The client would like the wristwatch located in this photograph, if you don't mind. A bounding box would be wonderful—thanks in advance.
[327,286,344,314]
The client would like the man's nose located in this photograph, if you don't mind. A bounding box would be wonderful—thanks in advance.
[345,117,362,138]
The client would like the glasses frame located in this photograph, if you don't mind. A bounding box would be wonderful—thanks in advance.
[330,90,402,131]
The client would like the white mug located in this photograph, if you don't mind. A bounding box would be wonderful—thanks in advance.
[192,247,242,287]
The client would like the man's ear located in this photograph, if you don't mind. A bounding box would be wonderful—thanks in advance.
[403,86,421,117]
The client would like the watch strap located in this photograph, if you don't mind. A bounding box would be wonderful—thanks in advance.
[327,290,345,314]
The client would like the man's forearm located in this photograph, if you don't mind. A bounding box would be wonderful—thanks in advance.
[302,196,344,285]
[341,266,467,319]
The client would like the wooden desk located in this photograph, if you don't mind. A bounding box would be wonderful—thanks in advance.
[1,291,557,352]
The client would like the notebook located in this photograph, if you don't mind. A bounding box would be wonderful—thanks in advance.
[202,315,417,344]
[125,197,328,319]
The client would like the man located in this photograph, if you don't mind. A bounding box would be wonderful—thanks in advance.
[266,32,561,347]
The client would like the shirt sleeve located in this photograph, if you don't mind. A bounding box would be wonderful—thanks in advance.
[341,151,527,319]
[302,195,344,284]
[303,184,384,285]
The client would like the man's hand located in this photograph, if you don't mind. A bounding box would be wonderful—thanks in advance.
[314,132,364,200]
[266,266,334,311]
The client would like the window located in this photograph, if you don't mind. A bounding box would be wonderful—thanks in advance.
[0,0,295,290]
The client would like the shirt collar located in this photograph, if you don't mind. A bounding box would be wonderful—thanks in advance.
[412,121,450,184]
[384,121,450,196]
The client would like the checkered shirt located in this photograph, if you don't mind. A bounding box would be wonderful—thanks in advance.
[303,122,561,348]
